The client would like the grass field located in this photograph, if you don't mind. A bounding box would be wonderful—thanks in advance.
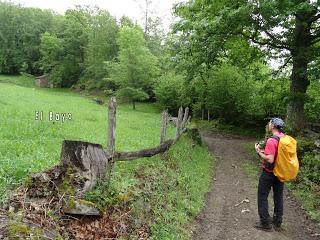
[0,74,35,87]
[0,76,214,239]
[0,81,174,200]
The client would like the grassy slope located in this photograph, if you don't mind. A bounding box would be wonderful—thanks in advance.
[0,74,35,87]
[0,78,214,239]
[0,81,175,200]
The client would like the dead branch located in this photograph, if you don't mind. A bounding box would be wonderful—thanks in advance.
[113,139,174,161]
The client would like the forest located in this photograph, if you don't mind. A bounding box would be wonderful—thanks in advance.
[1,1,319,130]
[0,0,319,239]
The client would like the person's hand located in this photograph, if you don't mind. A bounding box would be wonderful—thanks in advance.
[255,143,261,153]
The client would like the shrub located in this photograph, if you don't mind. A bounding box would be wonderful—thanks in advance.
[205,64,255,123]
[154,72,185,112]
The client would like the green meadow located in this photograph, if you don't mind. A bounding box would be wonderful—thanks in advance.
[0,77,214,238]
[0,80,173,201]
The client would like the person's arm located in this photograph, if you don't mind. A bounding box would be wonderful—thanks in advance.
[255,143,275,163]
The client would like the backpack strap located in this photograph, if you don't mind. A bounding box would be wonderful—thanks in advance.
[270,135,280,142]
[262,135,281,172]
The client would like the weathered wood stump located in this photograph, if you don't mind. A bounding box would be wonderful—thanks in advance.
[60,140,110,193]
[27,140,111,198]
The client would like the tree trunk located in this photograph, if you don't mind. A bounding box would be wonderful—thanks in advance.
[132,101,136,110]
[287,11,312,134]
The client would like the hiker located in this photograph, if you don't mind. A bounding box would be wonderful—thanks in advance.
[254,117,285,231]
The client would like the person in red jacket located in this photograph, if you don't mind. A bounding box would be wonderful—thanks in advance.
[254,118,285,231]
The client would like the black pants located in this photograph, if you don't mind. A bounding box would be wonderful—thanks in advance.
[258,170,284,225]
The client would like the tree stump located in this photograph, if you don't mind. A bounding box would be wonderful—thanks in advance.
[60,140,111,193]
[27,140,111,198]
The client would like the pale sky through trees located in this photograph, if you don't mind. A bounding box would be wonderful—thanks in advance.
[10,0,185,31]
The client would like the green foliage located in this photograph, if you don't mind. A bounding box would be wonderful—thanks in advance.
[57,7,89,87]
[116,87,149,109]
[39,32,63,73]
[298,153,320,184]
[39,32,64,85]
[188,63,262,124]
[206,64,254,122]
[84,181,122,211]
[254,77,289,118]
[0,2,55,74]
[84,8,118,81]
[154,72,185,111]
[305,80,320,122]
[173,0,320,132]
[109,26,159,107]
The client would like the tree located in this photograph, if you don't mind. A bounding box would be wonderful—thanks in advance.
[174,0,320,133]
[58,7,89,87]
[84,8,118,81]
[116,87,149,110]
[110,26,158,109]
[39,32,64,85]
[0,2,55,74]
[38,6,90,87]
[39,32,63,72]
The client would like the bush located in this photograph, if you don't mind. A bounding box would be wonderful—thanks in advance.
[305,80,320,122]
[299,152,320,184]
[154,72,185,112]
[205,64,255,123]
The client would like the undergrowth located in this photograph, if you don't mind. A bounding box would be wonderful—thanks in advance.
[85,136,214,239]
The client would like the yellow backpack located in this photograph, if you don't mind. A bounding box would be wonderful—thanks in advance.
[272,135,299,182]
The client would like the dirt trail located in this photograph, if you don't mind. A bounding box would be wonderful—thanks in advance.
[193,131,319,240]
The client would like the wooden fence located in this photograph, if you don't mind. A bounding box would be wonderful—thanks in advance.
[108,97,190,163]
[27,97,191,197]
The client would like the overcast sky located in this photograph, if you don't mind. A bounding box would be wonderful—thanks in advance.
[10,0,185,30]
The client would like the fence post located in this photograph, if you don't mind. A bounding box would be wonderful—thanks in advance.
[175,107,183,139]
[106,97,117,186]
[160,110,168,144]
[182,107,189,129]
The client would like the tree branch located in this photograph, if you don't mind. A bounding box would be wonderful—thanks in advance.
[113,139,174,161]
[243,31,292,51]
[244,16,292,51]
[274,56,292,76]
[309,13,320,23]
[263,29,291,50]
[311,29,320,44]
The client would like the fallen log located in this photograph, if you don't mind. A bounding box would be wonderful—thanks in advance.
[114,139,174,161]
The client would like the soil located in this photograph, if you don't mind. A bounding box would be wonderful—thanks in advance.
[0,211,7,239]
[193,131,320,240]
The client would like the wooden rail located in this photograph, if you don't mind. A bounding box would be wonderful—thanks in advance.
[105,98,190,163]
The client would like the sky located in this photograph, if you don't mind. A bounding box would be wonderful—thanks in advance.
[10,0,185,31]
